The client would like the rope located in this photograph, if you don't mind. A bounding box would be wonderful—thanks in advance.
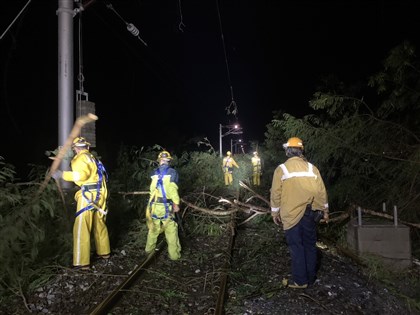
[215,0,238,117]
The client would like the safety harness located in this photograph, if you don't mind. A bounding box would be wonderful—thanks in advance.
[148,167,173,220]
[279,162,317,181]
[223,157,232,173]
[75,154,108,217]
[252,157,261,173]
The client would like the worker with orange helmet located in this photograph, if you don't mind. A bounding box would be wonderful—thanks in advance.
[145,150,181,260]
[222,151,239,185]
[270,137,329,289]
[52,136,110,270]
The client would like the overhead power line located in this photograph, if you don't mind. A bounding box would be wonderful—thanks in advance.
[216,0,238,118]
[0,0,32,40]
[105,1,148,47]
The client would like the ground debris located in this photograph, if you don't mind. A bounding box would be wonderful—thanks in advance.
[2,221,419,315]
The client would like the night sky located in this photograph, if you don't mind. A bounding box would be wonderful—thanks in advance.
[1,0,420,176]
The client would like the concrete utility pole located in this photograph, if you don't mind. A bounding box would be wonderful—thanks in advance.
[57,0,74,188]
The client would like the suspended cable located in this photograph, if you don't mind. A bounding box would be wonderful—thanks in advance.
[0,0,32,40]
[215,0,238,118]
[75,1,91,124]
[178,0,186,32]
[77,4,85,96]
[105,1,148,47]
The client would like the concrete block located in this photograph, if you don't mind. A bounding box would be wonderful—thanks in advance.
[346,217,412,269]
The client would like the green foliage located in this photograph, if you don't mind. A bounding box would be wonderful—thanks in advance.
[110,144,161,215]
[264,42,420,224]
[186,213,226,236]
[0,157,21,208]
[0,159,71,297]
[177,151,225,193]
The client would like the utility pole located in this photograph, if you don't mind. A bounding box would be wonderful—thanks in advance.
[57,0,74,189]
[219,123,243,157]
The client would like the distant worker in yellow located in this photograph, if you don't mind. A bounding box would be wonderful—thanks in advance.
[251,151,262,186]
[222,151,239,185]
[145,151,181,260]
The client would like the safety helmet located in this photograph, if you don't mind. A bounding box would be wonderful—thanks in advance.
[226,151,232,156]
[158,151,172,161]
[282,137,304,149]
[72,136,91,148]
[253,151,258,155]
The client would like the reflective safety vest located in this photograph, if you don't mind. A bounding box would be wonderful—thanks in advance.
[279,162,317,181]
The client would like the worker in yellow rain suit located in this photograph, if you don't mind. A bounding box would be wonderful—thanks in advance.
[222,151,239,185]
[145,151,181,260]
[251,151,262,186]
[52,137,110,270]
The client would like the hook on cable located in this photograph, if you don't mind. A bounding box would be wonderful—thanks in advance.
[178,21,186,32]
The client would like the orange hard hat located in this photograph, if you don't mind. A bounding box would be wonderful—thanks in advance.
[283,137,304,149]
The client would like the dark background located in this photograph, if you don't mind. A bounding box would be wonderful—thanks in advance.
[1,0,419,176]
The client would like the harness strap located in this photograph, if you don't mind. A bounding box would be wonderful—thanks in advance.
[149,167,172,220]
[75,204,94,217]
[75,154,107,218]
[224,157,232,173]
[152,197,173,203]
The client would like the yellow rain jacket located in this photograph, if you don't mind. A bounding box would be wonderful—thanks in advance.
[145,164,181,260]
[270,156,328,230]
[62,149,110,267]
[251,155,261,185]
[222,155,239,185]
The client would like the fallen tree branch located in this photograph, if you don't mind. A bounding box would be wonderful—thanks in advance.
[233,199,269,214]
[181,198,239,216]
[237,212,261,226]
[118,191,149,195]
[239,181,270,205]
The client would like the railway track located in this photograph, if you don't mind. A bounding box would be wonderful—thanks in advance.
[12,204,414,314]
[87,214,238,315]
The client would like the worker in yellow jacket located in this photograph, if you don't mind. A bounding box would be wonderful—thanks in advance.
[251,151,262,186]
[52,137,110,270]
[270,137,329,289]
[222,151,239,185]
[145,151,181,260]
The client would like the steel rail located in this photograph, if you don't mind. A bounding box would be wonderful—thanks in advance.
[89,208,238,314]
[88,240,166,315]
[215,212,237,315]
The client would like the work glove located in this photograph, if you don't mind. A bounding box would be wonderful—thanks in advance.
[51,170,63,180]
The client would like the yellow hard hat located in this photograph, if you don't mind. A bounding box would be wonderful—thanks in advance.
[283,137,304,149]
[158,150,172,161]
[72,136,91,148]
[226,151,232,156]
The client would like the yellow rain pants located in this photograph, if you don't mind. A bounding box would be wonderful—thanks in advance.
[73,188,110,267]
[145,201,181,260]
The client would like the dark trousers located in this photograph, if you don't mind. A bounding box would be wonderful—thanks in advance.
[284,209,318,285]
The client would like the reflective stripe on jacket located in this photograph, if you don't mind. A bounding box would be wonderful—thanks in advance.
[270,156,328,230]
